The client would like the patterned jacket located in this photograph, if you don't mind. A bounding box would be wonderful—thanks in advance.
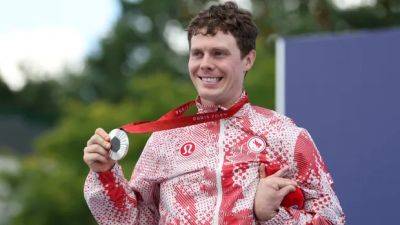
[84,96,345,225]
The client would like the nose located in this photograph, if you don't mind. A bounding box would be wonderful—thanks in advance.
[200,54,215,72]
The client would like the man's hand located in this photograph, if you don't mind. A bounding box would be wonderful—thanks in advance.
[83,128,116,172]
[254,164,297,221]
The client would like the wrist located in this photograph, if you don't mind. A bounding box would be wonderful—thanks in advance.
[256,207,279,221]
[92,162,116,173]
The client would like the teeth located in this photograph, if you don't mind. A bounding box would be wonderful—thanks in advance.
[200,77,221,83]
[202,77,219,82]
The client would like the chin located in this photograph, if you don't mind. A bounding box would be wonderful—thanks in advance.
[198,91,224,105]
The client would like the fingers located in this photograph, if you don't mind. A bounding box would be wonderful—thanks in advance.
[278,185,296,197]
[83,152,109,164]
[87,134,111,150]
[84,145,109,157]
[260,176,297,191]
[83,128,115,171]
[95,128,110,142]
[259,164,297,186]
[259,163,266,178]
[272,177,297,189]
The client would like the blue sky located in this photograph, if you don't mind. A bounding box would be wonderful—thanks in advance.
[0,0,120,90]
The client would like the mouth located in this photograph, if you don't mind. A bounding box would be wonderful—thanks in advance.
[198,76,223,84]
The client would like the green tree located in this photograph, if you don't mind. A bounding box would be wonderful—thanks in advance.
[6,73,194,225]
[0,75,16,112]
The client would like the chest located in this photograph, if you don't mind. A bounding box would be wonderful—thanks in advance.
[158,120,271,182]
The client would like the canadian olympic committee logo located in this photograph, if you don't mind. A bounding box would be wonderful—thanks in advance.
[180,142,195,157]
[247,136,266,153]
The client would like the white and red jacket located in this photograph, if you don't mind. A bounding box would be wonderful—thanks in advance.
[84,95,345,224]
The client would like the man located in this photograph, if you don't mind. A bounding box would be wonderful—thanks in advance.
[83,2,345,224]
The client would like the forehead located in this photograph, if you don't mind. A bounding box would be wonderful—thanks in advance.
[190,30,239,51]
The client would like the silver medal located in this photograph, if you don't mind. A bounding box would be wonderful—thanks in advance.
[108,129,129,161]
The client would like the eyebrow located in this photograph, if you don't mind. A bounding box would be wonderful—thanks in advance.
[190,47,230,53]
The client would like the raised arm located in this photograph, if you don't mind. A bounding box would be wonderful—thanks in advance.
[83,128,159,225]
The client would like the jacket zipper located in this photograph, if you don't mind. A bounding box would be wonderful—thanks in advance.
[212,119,226,225]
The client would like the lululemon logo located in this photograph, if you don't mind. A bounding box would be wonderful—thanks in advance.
[247,136,266,153]
[180,142,195,156]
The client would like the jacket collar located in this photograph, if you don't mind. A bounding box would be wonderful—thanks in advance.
[195,91,248,116]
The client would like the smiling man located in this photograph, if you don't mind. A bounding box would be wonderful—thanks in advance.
[83,2,345,224]
[188,30,254,108]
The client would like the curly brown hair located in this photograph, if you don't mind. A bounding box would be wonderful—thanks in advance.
[187,1,258,58]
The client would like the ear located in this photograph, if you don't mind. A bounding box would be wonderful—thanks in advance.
[243,49,256,72]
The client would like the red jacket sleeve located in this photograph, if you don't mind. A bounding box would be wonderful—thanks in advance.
[83,135,160,225]
[259,129,345,225]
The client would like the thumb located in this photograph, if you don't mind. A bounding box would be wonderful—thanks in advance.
[259,163,266,178]
[278,185,296,197]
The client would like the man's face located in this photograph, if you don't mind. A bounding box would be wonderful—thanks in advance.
[188,30,255,107]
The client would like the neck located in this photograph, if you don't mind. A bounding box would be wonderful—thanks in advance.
[200,91,243,109]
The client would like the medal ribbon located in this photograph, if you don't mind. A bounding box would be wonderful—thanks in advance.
[121,94,249,133]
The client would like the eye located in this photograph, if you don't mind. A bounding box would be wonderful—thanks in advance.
[214,51,223,56]
[191,50,203,58]
[213,49,227,57]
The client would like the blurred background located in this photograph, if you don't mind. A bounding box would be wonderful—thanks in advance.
[0,0,399,224]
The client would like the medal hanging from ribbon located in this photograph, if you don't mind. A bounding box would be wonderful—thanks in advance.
[108,95,249,161]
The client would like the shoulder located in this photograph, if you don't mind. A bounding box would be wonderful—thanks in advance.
[248,104,309,150]
[249,104,297,129]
